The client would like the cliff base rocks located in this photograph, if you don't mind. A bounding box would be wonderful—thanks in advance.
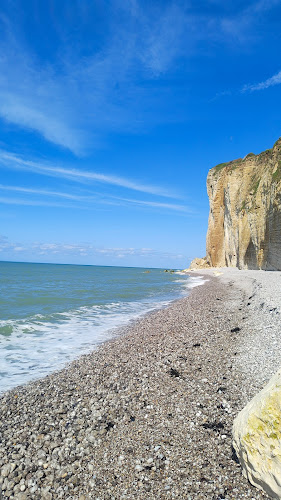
[188,257,210,270]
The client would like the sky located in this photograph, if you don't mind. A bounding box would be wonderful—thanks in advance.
[1,0,281,268]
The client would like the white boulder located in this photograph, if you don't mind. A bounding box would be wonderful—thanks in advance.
[233,368,281,499]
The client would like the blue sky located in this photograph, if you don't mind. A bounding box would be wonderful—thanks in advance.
[1,0,281,268]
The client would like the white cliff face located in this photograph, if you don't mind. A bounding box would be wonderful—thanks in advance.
[233,368,281,499]
[205,139,281,270]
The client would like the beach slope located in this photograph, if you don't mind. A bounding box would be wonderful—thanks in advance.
[1,270,279,499]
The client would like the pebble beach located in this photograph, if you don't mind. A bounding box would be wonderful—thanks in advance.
[1,268,281,499]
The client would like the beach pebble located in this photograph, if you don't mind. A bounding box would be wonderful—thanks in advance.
[1,465,11,478]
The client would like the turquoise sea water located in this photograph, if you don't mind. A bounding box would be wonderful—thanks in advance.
[0,261,203,393]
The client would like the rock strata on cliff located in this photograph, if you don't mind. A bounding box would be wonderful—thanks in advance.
[205,138,281,270]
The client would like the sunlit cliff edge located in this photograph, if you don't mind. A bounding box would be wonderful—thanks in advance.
[190,138,281,271]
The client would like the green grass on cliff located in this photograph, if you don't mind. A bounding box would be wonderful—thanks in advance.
[272,162,281,183]
[252,178,261,195]
[212,139,281,187]
[241,200,246,211]
[213,159,242,174]
[214,162,228,173]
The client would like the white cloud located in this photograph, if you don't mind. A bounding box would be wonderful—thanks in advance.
[0,196,68,207]
[0,184,84,200]
[0,3,188,153]
[242,69,281,92]
[0,235,184,262]
[0,175,191,214]
[0,150,176,198]
[0,235,26,253]
[0,183,190,214]
[0,235,12,251]
[115,196,191,212]
[0,97,84,155]
[1,1,276,153]
[216,0,281,44]
[138,4,186,76]
[251,0,281,13]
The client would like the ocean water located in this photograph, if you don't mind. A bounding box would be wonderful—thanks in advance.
[0,261,204,394]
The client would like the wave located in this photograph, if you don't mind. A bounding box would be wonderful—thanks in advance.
[0,296,175,393]
[0,273,207,394]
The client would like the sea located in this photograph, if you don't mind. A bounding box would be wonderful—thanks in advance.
[0,261,204,394]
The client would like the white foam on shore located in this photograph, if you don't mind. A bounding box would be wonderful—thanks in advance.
[0,270,198,395]
[186,275,208,288]
[0,297,178,394]
[0,270,213,395]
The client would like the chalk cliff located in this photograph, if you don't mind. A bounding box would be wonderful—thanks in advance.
[204,138,281,270]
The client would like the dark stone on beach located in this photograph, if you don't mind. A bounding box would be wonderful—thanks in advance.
[193,343,201,347]
[231,446,240,464]
[170,367,180,377]
[231,327,241,333]
[217,386,227,393]
[105,421,114,431]
[202,421,225,432]
[200,476,209,482]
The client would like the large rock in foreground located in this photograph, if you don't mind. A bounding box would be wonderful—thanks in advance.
[206,138,281,270]
[233,368,281,499]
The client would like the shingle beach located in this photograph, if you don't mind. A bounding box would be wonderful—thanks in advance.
[1,269,281,500]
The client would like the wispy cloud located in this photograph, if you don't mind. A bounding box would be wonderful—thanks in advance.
[0,235,13,251]
[0,184,83,200]
[0,196,78,209]
[217,0,281,43]
[209,89,233,102]
[0,2,187,154]
[115,196,191,212]
[212,66,281,99]
[137,4,186,76]
[0,96,85,154]
[250,0,281,13]
[0,183,189,214]
[242,69,281,92]
[0,149,176,198]
[0,234,185,261]
[1,1,277,153]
